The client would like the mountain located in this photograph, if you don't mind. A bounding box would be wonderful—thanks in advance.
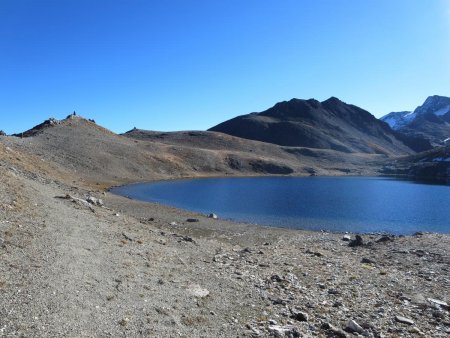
[381,95,450,145]
[209,97,432,155]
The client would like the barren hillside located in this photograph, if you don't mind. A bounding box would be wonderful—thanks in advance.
[2,115,386,189]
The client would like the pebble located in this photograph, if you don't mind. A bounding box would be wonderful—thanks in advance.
[290,309,308,322]
[427,298,449,309]
[268,324,301,338]
[306,249,324,257]
[376,235,393,243]
[395,315,414,325]
[345,319,364,334]
[410,326,425,335]
[361,257,375,264]
[321,322,347,337]
[118,318,129,326]
[207,213,218,219]
[342,235,351,241]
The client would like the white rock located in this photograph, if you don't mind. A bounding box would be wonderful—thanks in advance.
[187,284,209,298]
[268,325,300,338]
[428,298,449,309]
[346,319,364,333]
[395,315,414,325]
[86,196,103,206]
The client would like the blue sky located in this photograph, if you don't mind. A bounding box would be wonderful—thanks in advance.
[1,0,449,134]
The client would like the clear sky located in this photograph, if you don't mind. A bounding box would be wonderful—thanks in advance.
[1,0,449,134]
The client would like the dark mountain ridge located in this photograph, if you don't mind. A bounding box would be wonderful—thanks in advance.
[210,97,432,155]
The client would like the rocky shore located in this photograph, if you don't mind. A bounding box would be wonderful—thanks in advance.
[0,164,448,337]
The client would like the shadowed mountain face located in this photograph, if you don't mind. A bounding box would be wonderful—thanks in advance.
[209,98,431,155]
[381,95,450,146]
[380,146,450,183]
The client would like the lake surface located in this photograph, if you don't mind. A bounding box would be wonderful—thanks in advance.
[111,176,450,234]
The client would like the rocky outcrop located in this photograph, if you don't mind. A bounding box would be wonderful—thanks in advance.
[11,113,94,138]
[12,118,61,138]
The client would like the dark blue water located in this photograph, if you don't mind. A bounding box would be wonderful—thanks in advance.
[111,177,450,234]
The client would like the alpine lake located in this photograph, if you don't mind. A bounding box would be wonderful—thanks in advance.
[111,176,450,235]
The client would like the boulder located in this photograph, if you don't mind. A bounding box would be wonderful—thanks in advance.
[290,309,308,322]
[86,196,103,206]
[268,324,301,338]
[348,235,364,247]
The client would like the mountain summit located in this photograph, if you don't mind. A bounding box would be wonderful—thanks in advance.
[381,95,450,145]
[209,97,431,155]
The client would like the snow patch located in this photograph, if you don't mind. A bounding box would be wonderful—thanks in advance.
[380,96,450,129]
[380,111,413,129]
[383,117,400,129]
[433,105,450,116]
[432,157,450,162]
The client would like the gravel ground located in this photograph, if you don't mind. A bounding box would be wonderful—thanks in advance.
[0,162,448,337]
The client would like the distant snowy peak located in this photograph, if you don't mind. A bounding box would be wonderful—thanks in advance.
[381,95,450,129]
[381,111,412,130]
[414,95,450,116]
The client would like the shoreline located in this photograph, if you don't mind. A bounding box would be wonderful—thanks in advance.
[102,189,450,336]
[108,175,450,237]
